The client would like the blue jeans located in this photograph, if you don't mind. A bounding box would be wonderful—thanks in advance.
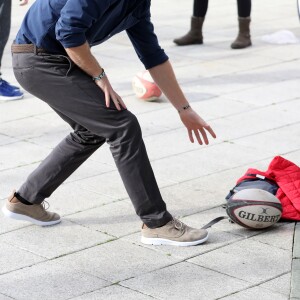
[0,0,11,70]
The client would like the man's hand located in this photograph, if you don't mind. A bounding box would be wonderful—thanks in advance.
[95,76,126,111]
[19,0,29,6]
[66,42,126,111]
[179,108,216,145]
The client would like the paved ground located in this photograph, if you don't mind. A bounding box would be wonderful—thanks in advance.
[0,0,299,299]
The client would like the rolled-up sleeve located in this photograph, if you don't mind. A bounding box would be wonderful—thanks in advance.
[126,17,169,69]
[55,0,109,49]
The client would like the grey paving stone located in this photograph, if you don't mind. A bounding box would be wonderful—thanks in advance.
[188,95,257,119]
[291,259,300,300]
[0,162,39,199]
[143,127,216,162]
[293,223,300,259]
[68,200,140,237]
[188,239,292,284]
[0,135,18,146]
[284,150,300,166]
[76,171,129,200]
[0,141,50,171]
[122,262,251,300]
[151,142,266,183]
[220,286,288,300]
[0,220,114,259]
[49,182,116,216]
[0,294,14,300]
[52,239,180,282]
[212,106,297,143]
[71,285,154,300]
[224,79,300,106]
[0,117,67,140]
[259,273,291,296]
[251,223,295,251]
[257,44,300,62]
[122,227,242,260]
[0,242,45,275]
[234,123,300,158]
[0,98,51,124]
[79,169,175,202]
[0,261,108,300]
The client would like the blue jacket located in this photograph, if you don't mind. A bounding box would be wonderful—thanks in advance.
[16,0,168,69]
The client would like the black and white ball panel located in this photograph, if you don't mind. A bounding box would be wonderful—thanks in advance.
[226,189,282,229]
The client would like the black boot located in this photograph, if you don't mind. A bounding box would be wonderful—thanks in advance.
[174,16,204,46]
[231,17,252,49]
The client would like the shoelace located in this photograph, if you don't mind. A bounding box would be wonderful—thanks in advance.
[173,218,185,231]
[41,201,50,210]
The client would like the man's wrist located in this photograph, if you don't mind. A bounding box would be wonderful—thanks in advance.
[177,103,191,114]
[92,68,106,81]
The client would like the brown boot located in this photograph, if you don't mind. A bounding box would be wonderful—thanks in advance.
[174,16,204,46]
[231,17,252,49]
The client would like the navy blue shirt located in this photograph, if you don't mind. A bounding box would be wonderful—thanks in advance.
[16,0,168,69]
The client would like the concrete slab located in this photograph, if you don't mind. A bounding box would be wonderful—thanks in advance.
[68,200,140,237]
[223,79,300,106]
[0,141,51,171]
[0,294,14,300]
[234,124,300,158]
[291,259,300,300]
[259,273,291,297]
[52,240,180,282]
[49,182,117,216]
[220,286,288,300]
[71,285,154,300]
[0,220,114,259]
[122,262,251,300]
[293,223,300,259]
[151,142,267,183]
[251,223,295,252]
[0,135,19,146]
[189,239,292,284]
[0,242,45,275]
[0,261,108,300]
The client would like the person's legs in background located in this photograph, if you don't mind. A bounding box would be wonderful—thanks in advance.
[173,0,208,46]
[0,0,23,100]
[231,0,252,49]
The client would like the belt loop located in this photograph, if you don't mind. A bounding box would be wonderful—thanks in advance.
[34,44,38,55]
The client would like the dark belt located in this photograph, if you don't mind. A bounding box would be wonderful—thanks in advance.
[11,44,47,54]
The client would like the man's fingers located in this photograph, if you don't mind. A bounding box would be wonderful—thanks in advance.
[199,127,209,145]
[117,96,127,109]
[194,130,203,145]
[114,98,122,111]
[204,125,217,139]
[188,129,194,143]
[105,91,110,108]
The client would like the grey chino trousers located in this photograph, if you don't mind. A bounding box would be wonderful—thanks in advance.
[12,51,173,228]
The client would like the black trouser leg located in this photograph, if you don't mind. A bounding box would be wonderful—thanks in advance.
[12,52,172,228]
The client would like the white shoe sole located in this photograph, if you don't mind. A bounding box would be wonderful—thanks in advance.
[141,233,209,247]
[2,206,61,227]
[0,95,23,101]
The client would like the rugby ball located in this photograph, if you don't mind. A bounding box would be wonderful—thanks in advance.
[132,70,162,101]
[226,189,282,229]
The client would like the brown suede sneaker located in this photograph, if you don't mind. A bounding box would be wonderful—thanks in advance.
[141,218,208,247]
[2,191,61,226]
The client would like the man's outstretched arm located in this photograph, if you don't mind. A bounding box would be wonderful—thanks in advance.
[149,60,216,145]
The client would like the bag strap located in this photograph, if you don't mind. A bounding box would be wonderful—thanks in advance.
[201,216,229,229]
